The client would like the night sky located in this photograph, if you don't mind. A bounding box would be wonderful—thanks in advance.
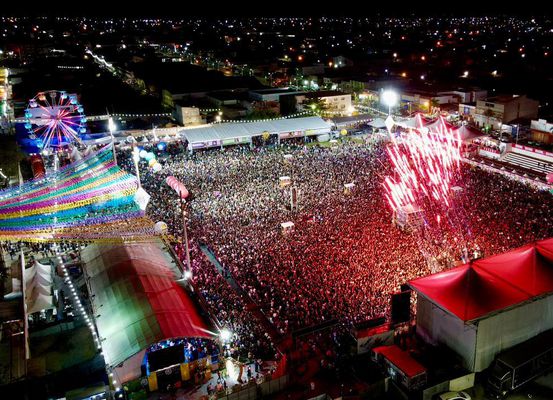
[1,0,551,17]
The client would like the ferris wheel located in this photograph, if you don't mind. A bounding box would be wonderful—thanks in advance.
[24,90,87,152]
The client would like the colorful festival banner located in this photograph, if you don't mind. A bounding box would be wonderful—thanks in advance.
[0,145,154,242]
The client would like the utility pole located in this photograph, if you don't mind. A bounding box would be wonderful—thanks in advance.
[180,194,191,274]
[106,108,117,165]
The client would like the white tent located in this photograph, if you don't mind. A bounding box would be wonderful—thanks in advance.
[453,125,485,143]
[394,114,431,129]
[424,118,445,132]
[28,293,54,314]
[23,265,35,282]
[23,261,53,314]
[27,283,51,300]
[368,118,387,129]
[425,117,456,133]
[180,116,332,150]
[25,273,51,293]
[394,116,420,129]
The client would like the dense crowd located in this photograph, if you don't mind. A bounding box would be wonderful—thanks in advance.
[117,138,553,348]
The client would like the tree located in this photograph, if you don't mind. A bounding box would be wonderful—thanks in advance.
[430,99,440,112]
[483,108,494,129]
[303,97,328,116]
[246,109,279,120]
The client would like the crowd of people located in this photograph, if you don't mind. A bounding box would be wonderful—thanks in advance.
[188,245,277,361]
[117,137,553,353]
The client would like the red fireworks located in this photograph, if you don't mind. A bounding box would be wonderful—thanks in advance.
[384,116,462,216]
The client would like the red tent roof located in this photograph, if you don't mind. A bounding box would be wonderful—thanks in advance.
[373,345,426,378]
[83,240,211,367]
[409,238,553,322]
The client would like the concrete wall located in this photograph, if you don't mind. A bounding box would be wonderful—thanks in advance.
[503,96,539,123]
[175,106,203,126]
[476,96,539,124]
[531,119,553,132]
[296,93,352,114]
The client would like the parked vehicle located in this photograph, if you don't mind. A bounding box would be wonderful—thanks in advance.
[438,391,471,400]
[487,328,553,398]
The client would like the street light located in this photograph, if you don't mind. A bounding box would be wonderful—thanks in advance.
[220,328,232,343]
[108,116,117,164]
[132,147,141,187]
[381,89,398,116]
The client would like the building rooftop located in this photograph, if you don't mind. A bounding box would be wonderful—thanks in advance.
[250,88,304,95]
[304,90,348,98]
[180,116,332,144]
[482,94,526,104]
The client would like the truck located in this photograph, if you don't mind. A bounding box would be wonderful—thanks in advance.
[487,328,553,398]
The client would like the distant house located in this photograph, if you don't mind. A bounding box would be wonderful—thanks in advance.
[249,88,305,102]
[295,90,353,115]
[473,95,539,128]
[530,119,553,145]
[206,90,246,107]
[174,106,203,127]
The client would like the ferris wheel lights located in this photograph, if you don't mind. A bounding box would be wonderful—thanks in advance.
[25,90,86,151]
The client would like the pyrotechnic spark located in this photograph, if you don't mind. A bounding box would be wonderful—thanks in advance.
[383,117,462,215]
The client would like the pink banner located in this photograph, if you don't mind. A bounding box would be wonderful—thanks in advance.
[165,176,189,199]
[513,144,553,158]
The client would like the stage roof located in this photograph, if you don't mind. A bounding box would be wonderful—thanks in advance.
[82,239,211,368]
[409,238,553,322]
[179,116,332,144]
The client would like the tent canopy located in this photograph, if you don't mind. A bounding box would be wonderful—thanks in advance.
[424,117,455,132]
[28,293,54,314]
[368,118,387,129]
[180,116,332,145]
[394,113,430,129]
[82,240,211,368]
[410,238,553,322]
[24,260,53,314]
[452,124,484,142]
[331,114,372,127]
